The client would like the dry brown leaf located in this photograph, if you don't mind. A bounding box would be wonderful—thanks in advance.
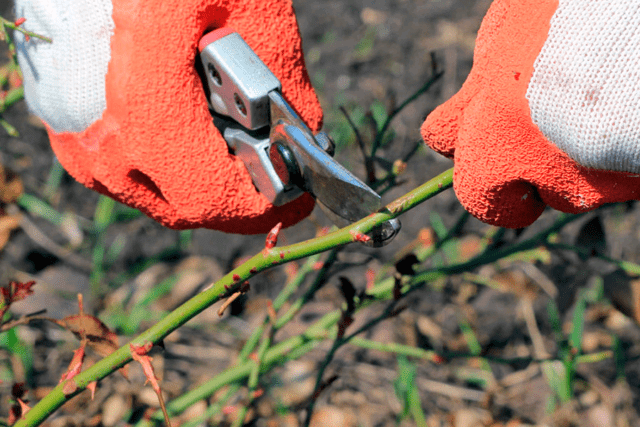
[0,164,23,203]
[56,313,119,357]
[0,214,21,251]
[1,281,37,319]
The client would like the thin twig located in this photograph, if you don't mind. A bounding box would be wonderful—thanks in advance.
[371,70,444,157]
[340,106,376,183]
[1,17,53,43]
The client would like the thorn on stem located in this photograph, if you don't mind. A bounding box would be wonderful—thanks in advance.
[60,340,87,394]
[316,226,331,237]
[129,342,172,427]
[87,381,97,400]
[350,230,371,243]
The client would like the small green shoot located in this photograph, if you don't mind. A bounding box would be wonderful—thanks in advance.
[394,356,427,427]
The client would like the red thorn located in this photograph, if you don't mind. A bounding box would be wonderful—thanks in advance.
[87,381,97,400]
[232,274,241,282]
[312,261,324,271]
[316,226,331,237]
[60,343,86,384]
[14,18,26,26]
[279,251,285,259]
[250,267,257,274]
[130,341,153,356]
[17,398,30,417]
[130,343,161,395]
[349,230,371,243]
[24,34,30,42]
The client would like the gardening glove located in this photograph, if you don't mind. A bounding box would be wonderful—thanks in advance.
[422,0,640,228]
[13,0,322,234]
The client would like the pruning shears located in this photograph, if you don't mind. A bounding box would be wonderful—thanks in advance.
[199,28,400,246]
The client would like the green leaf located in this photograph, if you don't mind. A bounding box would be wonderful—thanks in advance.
[541,360,570,403]
[394,356,416,420]
[429,212,448,240]
[94,195,116,232]
[369,100,388,132]
[547,300,563,340]
[0,327,33,381]
[459,318,481,356]
[569,292,587,355]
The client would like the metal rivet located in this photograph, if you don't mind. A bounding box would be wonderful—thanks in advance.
[207,63,222,86]
[234,93,247,116]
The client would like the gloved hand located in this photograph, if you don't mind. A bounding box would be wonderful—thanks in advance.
[14,0,322,234]
[422,0,640,228]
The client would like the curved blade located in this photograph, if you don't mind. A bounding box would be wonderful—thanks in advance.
[274,123,381,222]
[269,91,381,223]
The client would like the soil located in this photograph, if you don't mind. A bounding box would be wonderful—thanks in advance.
[1,0,640,426]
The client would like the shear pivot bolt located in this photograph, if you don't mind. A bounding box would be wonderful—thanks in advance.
[270,142,302,190]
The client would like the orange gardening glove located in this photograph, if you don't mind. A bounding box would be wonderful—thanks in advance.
[422,0,640,228]
[14,0,322,234]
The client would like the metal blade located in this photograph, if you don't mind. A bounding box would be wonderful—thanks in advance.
[268,92,381,222]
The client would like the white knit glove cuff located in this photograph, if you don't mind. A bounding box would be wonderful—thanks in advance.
[14,0,114,133]
[526,0,640,173]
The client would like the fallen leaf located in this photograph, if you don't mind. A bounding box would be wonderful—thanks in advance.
[0,164,23,203]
